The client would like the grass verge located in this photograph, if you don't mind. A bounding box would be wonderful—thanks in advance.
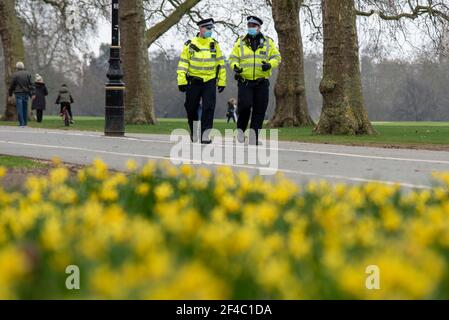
[0,155,48,169]
[1,117,448,150]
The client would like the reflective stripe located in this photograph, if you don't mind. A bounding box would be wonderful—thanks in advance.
[179,58,189,64]
[189,65,217,71]
[239,37,270,59]
[269,54,281,60]
[189,56,224,62]
[229,55,239,60]
[240,63,263,68]
[241,54,267,60]
[177,66,188,72]
[191,57,216,62]
[190,48,211,53]
[266,39,270,58]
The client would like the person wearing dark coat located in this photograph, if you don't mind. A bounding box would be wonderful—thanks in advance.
[32,74,48,123]
[226,98,238,123]
[56,84,75,123]
[8,62,35,127]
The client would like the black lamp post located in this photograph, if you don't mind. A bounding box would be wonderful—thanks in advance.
[105,0,125,137]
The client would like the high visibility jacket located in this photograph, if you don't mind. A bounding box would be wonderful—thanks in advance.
[229,34,281,81]
[177,36,227,87]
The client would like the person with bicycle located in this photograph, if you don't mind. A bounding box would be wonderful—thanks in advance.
[55,84,74,124]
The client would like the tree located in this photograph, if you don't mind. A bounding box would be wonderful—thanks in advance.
[120,0,201,125]
[120,0,154,124]
[270,0,314,127]
[1,0,105,120]
[0,0,26,121]
[120,0,266,125]
[315,0,449,135]
[315,0,375,135]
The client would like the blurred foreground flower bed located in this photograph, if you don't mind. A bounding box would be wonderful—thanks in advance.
[1,160,449,299]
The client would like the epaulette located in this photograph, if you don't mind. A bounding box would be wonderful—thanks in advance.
[185,39,201,52]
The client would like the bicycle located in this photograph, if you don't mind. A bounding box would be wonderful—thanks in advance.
[60,105,70,127]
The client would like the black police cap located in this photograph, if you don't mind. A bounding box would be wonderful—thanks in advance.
[197,18,215,28]
[247,16,263,26]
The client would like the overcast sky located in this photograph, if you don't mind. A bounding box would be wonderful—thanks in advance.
[87,11,279,57]
[87,10,438,61]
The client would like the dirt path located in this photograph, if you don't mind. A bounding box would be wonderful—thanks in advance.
[1,159,84,190]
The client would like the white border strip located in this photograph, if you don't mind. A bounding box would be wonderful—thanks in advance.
[1,128,448,165]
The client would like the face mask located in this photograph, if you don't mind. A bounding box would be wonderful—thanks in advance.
[248,28,258,37]
[204,30,213,38]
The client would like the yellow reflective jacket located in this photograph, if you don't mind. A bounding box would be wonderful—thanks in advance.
[229,34,281,81]
[177,36,227,87]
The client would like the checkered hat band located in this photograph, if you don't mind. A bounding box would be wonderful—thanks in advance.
[247,18,261,25]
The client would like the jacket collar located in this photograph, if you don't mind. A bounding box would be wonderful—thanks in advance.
[194,34,213,44]
[243,33,266,48]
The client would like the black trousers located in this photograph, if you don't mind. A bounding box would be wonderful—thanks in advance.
[36,110,43,123]
[227,112,237,123]
[184,78,216,141]
[237,79,270,140]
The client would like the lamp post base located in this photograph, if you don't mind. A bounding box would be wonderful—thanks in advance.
[105,132,125,137]
[105,85,125,137]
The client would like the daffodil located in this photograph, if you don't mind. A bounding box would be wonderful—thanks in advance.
[154,183,173,201]
[0,166,6,179]
[1,159,449,299]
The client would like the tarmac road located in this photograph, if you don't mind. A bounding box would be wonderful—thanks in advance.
[1,126,449,189]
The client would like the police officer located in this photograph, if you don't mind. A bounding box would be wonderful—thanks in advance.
[177,18,227,144]
[229,16,281,145]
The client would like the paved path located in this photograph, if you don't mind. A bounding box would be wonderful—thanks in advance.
[1,126,449,189]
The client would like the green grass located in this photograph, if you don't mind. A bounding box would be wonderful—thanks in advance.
[278,123,449,146]
[0,155,47,169]
[1,116,449,149]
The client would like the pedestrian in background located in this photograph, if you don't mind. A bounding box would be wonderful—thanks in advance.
[32,74,48,123]
[227,98,238,123]
[56,84,75,124]
[8,61,35,128]
[198,98,203,120]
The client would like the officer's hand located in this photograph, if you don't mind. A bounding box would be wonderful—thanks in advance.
[218,86,225,93]
[262,62,272,72]
[234,65,243,74]
[178,85,188,93]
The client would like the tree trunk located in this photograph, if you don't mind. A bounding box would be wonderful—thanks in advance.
[315,0,375,135]
[120,0,156,125]
[270,0,314,128]
[120,0,201,125]
[0,0,25,121]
